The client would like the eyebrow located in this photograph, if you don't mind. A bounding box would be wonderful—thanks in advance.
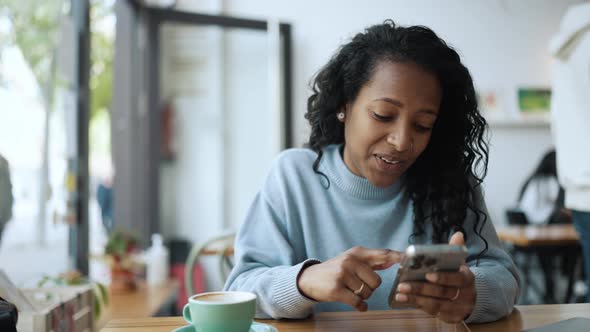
[372,97,439,116]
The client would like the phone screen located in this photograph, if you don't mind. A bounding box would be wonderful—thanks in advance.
[388,244,467,308]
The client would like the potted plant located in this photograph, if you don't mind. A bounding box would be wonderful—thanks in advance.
[103,229,142,294]
[38,270,109,320]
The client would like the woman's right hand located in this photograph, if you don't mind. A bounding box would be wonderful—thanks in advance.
[297,246,402,311]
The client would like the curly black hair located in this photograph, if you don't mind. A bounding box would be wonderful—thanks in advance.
[305,20,490,253]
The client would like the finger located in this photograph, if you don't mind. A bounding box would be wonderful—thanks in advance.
[449,232,465,246]
[354,263,382,292]
[338,256,376,299]
[336,287,368,312]
[426,265,473,287]
[395,293,440,316]
[348,247,403,270]
[397,281,459,300]
[396,293,460,317]
[344,276,372,300]
[338,262,375,300]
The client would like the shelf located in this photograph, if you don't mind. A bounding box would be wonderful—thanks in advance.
[487,118,551,129]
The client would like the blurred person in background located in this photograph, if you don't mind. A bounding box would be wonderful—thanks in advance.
[550,1,590,302]
[97,175,114,235]
[516,149,574,303]
[0,153,13,244]
[517,149,568,226]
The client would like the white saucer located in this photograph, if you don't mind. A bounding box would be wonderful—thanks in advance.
[172,321,278,332]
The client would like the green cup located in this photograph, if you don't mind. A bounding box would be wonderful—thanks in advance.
[182,291,257,332]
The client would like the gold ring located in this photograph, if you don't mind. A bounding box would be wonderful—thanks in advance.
[353,282,365,296]
[451,288,460,301]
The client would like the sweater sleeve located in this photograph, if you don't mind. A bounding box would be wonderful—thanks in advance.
[463,187,522,323]
[223,188,319,319]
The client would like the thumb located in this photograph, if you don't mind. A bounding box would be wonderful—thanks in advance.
[449,232,465,246]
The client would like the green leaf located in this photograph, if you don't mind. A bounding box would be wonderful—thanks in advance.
[96,282,109,306]
[94,296,101,319]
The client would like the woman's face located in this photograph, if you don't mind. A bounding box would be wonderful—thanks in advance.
[341,61,442,188]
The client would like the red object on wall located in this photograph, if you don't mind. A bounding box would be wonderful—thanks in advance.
[161,101,176,161]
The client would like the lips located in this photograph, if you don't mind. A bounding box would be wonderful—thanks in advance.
[373,153,406,173]
[374,153,405,164]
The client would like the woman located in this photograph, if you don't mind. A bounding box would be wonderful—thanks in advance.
[224,20,520,324]
[517,150,567,225]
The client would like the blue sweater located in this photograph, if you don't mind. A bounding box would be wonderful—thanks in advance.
[224,144,520,323]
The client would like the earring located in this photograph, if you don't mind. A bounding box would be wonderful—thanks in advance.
[337,112,345,121]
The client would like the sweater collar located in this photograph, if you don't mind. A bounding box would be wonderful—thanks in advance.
[320,144,404,200]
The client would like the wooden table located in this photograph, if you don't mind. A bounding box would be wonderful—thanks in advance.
[96,279,179,329]
[497,224,579,246]
[497,224,581,304]
[100,303,590,331]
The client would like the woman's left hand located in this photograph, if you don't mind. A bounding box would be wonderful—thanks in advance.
[394,232,477,324]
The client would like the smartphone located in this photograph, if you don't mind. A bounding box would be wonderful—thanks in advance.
[388,244,468,308]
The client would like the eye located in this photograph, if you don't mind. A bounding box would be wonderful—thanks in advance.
[415,124,433,133]
[372,112,392,122]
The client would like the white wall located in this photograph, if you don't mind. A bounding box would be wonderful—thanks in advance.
[225,29,279,229]
[222,0,580,226]
[158,9,280,290]
[159,26,278,232]
[160,24,225,245]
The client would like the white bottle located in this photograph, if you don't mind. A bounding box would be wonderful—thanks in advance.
[147,233,169,286]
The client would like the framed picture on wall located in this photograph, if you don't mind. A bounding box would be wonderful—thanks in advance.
[477,89,505,121]
[517,87,551,117]
[479,87,552,127]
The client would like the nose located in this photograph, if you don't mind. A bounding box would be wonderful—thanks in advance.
[386,124,413,152]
